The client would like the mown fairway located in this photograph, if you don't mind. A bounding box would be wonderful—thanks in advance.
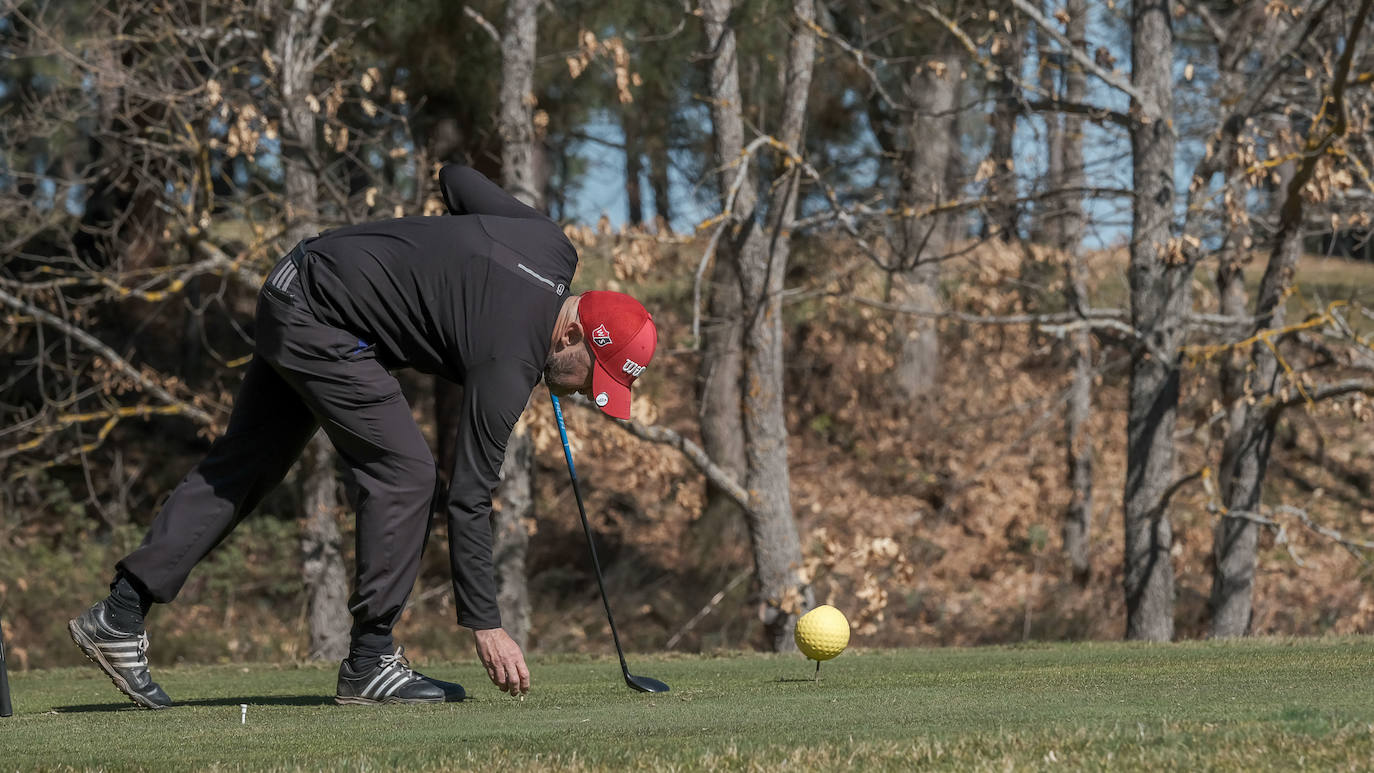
[2,638,1372,771]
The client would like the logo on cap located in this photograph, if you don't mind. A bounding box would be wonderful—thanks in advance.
[596,392,609,407]
[591,324,612,347]
[622,359,645,377]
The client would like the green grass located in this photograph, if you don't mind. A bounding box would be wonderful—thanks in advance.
[3,638,1373,771]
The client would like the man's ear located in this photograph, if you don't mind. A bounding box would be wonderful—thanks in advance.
[563,319,586,348]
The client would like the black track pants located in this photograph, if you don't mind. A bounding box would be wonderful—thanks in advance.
[118,247,436,660]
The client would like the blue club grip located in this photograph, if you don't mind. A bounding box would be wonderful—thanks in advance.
[550,395,578,482]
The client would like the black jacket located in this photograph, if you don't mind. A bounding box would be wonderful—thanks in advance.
[300,165,576,630]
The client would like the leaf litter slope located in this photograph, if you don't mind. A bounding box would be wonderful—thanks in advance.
[2,638,1372,771]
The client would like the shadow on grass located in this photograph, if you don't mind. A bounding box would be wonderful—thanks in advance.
[55,695,338,713]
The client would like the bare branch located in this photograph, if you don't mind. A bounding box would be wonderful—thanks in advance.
[0,288,214,427]
[1216,509,1307,566]
[1180,0,1341,256]
[463,5,502,44]
[1271,504,1374,554]
[563,394,750,512]
[306,17,374,73]
[1005,0,1145,104]
[1027,98,1131,128]
[691,134,774,344]
[801,16,900,110]
[1269,378,1374,415]
[841,293,1122,326]
[1224,505,1374,562]
[665,568,752,650]
[189,236,269,287]
[1186,1,1229,45]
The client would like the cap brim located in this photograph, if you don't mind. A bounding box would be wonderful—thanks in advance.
[590,359,633,420]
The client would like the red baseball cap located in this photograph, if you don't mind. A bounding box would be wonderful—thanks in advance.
[578,291,657,420]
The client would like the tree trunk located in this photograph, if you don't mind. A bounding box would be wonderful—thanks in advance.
[736,0,817,650]
[274,0,350,660]
[276,1,328,247]
[301,433,350,659]
[1019,18,1056,310]
[1058,0,1087,259]
[1064,325,1093,585]
[492,0,541,649]
[696,0,751,552]
[1123,0,1179,642]
[1211,211,1297,641]
[696,257,749,550]
[894,52,961,401]
[622,108,644,227]
[1210,0,1369,635]
[498,0,540,207]
[647,129,672,229]
[1209,55,1262,639]
[493,415,533,647]
[1060,0,1092,585]
[985,11,1024,243]
[1034,37,1064,247]
[700,0,815,651]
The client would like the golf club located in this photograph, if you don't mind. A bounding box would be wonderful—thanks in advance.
[550,394,669,693]
[1,613,13,717]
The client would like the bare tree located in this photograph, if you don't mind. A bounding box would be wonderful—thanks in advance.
[1,0,420,660]
[893,46,962,401]
[1056,0,1092,584]
[491,0,542,650]
[499,0,542,208]
[698,0,817,650]
[1122,0,1180,642]
[1206,0,1285,639]
[696,0,750,550]
[1210,0,1373,637]
[985,8,1025,243]
[272,0,351,662]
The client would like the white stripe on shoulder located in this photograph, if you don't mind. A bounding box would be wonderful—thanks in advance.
[517,263,556,290]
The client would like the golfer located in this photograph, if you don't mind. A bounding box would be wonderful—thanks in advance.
[68,165,657,708]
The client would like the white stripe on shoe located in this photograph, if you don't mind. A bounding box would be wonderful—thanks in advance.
[371,669,410,699]
[362,667,396,698]
[340,647,435,704]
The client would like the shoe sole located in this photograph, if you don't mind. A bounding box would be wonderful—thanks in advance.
[68,619,169,710]
[334,694,445,706]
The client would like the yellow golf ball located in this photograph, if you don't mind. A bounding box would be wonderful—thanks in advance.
[794,605,850,661]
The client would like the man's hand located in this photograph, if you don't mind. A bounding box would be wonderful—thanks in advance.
[472,627,531,696]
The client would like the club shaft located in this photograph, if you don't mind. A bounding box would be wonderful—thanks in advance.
[551,396,632,676]
[0,615,12,717]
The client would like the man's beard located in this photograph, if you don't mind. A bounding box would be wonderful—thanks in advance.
[543,346,583,393]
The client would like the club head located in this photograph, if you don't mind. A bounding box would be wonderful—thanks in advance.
[625,673,670,693]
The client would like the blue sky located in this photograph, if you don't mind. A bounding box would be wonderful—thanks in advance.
[562,4,1231,254]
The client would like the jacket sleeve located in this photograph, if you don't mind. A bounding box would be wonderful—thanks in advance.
[445,360,535,630]
[439,164,547,221]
